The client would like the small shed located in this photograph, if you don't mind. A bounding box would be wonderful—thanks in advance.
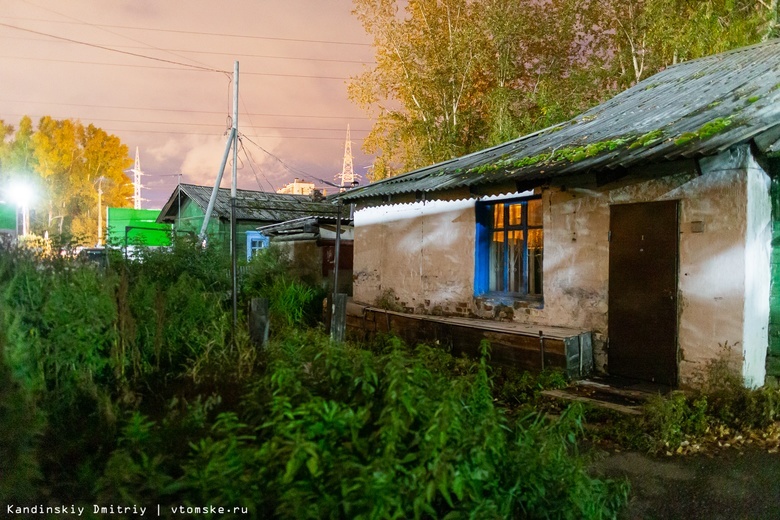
[156,183,339,261]
[341,40,780,388]
[258,215,354,294]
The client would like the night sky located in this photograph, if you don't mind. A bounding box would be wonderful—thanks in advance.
[0,0,375,208]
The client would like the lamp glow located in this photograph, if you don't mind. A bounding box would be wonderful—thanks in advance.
[7,180,34,236]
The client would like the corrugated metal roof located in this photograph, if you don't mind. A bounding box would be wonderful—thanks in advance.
[257,215,351,236]
[342,40,780,202]
[158,183,339,223]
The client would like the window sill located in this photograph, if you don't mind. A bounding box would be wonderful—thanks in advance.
[475,293,544,310]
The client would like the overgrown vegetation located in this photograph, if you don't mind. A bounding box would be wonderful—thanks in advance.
[577,345,780,455]
[0,242,629,518]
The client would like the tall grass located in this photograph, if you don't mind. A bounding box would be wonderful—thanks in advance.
[0,245,629,518]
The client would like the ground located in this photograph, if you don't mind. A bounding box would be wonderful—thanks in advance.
[590,447,780,519]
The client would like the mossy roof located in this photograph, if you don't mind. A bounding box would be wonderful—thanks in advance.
[342,39,780,202]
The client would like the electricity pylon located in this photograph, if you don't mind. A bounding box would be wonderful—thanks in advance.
[335,125,360,190]
[130,147,144,209]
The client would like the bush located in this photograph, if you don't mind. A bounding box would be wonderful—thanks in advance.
[642,392,709,450]
[0,247,629,518]
[244,246,325,330]
[105,331,628,519]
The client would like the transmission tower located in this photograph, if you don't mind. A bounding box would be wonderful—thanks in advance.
[335,125,360,190]
[130,146,144,209]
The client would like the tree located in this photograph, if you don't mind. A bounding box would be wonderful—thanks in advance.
[1,116,133,245]
[350,0,616,180]
[350,0,778,180]
[583,0,778,88]
[350,0,487,180]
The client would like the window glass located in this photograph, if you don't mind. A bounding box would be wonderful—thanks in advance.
[527,228,544,296]
[493,203,505,229]
[477,197,543,298]
[508,203,522,226]
[507,230,524,293]
[490,231,505,291]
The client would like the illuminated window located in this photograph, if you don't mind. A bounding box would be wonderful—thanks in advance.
[475,197,543,298]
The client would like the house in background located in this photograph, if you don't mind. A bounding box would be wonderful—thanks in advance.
[276,178,317,196]
[258,214,354,294]
[156,183,340,261]
[342,40,780,388]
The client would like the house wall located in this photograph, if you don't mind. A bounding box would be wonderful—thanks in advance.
[353,146,772,387]
[174,199,268,261]
[353,198,476,314]
[742,154,771,387]
[276,240,322,285]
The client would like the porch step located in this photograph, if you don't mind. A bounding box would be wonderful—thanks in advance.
[542,378,667,416]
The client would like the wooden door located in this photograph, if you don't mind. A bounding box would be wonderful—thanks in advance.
[608,201,679,386]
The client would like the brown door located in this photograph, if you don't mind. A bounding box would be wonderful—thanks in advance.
[608,201,679,386]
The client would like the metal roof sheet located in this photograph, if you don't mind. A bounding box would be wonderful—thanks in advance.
[158,183,339,223]
[342,40,780,202]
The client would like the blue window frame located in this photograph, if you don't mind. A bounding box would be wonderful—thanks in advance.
[475,197,543,298]
[246,231,270,261]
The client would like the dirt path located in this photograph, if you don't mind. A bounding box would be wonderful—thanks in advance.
[590,447,780,520]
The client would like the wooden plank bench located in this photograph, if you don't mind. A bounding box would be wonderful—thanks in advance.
[346,301,593,378]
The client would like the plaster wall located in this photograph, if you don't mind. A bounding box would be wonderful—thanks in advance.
[515,151,756,383]
[353,199,476,314]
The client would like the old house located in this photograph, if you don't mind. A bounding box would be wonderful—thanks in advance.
[342,41,780,388]
[156,183,340,261]
[257,214,354,294]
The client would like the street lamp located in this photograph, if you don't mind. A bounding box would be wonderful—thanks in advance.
[8,180,34,236]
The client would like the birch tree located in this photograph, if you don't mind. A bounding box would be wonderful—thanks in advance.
[351,0,778,180]
[605,0,777,87]
[350,0,614,179]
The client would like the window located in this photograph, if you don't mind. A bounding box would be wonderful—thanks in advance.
[246,231,270,261]
[475,197,543,298]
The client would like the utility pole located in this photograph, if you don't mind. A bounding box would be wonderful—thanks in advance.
[199,62,240,335]
[230,61,239,333]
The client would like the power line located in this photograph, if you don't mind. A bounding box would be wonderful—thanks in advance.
[238,137,276,192]
[239,133,317,178]
[0,113,371,132]
[91,128,367,140]
[0,98,371,120]
[0,22,229,74]
[0,54,352,79]
[16,0,218,71]
[0,35,374,65]
[0,15,373,47]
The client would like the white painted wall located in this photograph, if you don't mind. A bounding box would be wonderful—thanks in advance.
[352,146,772,387]
[743,154,772,387]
